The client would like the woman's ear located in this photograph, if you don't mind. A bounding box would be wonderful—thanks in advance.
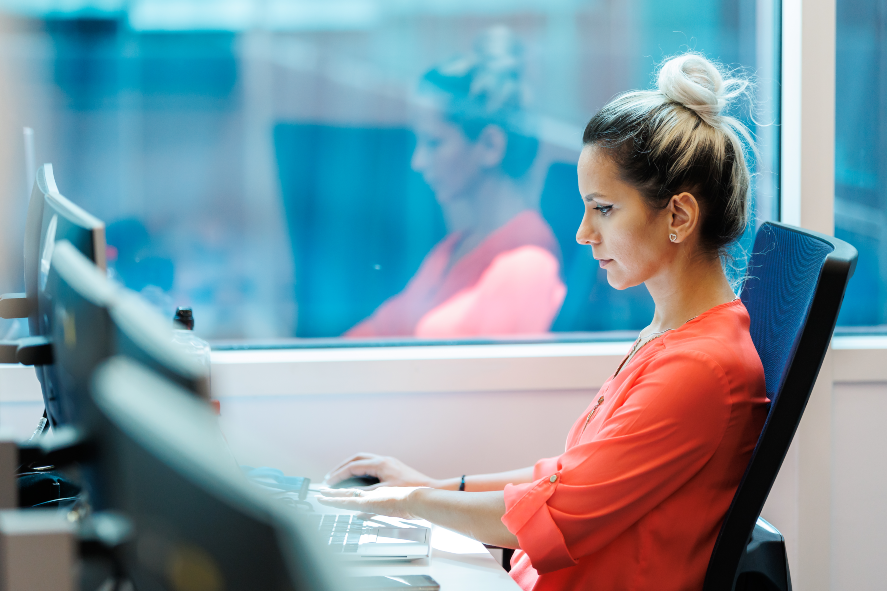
[475,125,508,169]
[667,192,700,243]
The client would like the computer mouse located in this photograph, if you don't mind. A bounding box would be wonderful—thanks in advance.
[330,475,380,489]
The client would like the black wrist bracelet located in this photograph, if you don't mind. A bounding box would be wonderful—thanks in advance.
[459,475,466,492]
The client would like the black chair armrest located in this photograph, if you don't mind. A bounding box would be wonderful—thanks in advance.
[15,337,53,366]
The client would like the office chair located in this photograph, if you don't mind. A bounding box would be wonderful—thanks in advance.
[704,222,857,591]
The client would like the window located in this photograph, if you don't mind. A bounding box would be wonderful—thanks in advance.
[0,1,780,342]
[835,0,887,331]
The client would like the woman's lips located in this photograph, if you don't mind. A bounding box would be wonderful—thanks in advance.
[598,259,612,268]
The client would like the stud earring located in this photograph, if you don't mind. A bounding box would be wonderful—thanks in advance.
[669,233,677,243]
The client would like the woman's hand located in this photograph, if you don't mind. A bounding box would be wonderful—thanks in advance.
[315,486,426,520]
[325,453,436,490]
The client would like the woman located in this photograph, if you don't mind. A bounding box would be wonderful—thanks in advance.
[321,53,769,591]
[346,27,566,338]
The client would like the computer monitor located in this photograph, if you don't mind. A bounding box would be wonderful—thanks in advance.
[39,240,117,428]
[35,173,107,337]
[22,164,106,335]
[41,241,207,428]
[3,164,109,427]
[89,356,343,591]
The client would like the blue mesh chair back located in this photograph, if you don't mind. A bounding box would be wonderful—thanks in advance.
[704,222,857,590]
[743,225,840,401]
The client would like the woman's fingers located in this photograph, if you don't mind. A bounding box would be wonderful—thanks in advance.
[315,488,378,513]
[324,454,433,489]
[324,453,379,480]
[315,495,364,511]
[325,459,382,486]
[314,486,422,520]
[316,487,363,498]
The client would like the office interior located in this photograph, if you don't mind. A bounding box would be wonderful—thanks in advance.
[0,0,882,589]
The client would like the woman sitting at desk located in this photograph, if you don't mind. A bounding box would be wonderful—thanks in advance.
[320,53,769,591]
[346,27,565,339]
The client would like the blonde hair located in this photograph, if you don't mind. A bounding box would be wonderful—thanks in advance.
[583,53,755,257]
[420,26,537,177]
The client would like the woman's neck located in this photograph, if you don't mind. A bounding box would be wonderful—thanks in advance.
[442,173,530,260]
[643,254,737,336]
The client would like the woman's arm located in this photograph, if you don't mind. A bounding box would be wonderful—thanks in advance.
[316,487,519,549]
[433,468,535,492]
[325,453,535,492]
[412,489,519,547]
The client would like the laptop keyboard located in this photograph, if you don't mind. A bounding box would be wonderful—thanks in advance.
[313,514,366,553]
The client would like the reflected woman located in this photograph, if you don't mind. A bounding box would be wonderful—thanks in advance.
[347,27,565,338]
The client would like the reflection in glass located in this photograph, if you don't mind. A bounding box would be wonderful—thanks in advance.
[0,2,780,341]
[347,27,565,338]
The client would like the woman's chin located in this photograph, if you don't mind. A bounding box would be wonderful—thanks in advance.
[433,189,464,206]
[605,271,637,291]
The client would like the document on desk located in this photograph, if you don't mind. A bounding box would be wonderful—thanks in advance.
[370,519,487,553]
[343,518,487,553]
[347,524,520,591]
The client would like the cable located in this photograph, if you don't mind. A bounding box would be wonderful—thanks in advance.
[27,410,49,442]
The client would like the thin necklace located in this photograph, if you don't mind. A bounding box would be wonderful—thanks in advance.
[614,296,740,378]
[580,297,739,438]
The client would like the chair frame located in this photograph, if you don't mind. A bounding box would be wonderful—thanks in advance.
[704,222,857,590]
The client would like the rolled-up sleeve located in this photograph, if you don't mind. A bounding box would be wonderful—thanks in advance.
[503,472,576,571]
[501,350,733,574]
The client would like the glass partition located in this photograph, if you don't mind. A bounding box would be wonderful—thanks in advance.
[0,1,780,342]
[835,0,887,332]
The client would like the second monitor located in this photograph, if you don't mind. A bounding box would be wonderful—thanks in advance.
[42,241,209,429]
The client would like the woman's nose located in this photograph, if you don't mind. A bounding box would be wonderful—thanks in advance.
[576,213,601,245]
[411,145,427,173]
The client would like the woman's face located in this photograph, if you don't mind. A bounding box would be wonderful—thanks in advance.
[575,145,672,290]
[410,104,486,205]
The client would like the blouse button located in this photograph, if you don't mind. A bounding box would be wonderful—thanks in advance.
[549,474,558,483]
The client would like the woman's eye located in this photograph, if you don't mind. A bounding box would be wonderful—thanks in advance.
[593,204,613,216]
[417,135,441,150]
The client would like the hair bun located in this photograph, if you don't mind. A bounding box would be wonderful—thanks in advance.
[430,26,525,115]
[470,26,525,113]
[657,54,747,126]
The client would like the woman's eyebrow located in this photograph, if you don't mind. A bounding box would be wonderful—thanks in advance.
[582,192,610,203]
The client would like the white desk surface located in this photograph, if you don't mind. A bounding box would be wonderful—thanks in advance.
[309,492,520,591]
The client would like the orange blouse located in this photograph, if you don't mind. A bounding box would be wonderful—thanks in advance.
[502,299,768,591]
